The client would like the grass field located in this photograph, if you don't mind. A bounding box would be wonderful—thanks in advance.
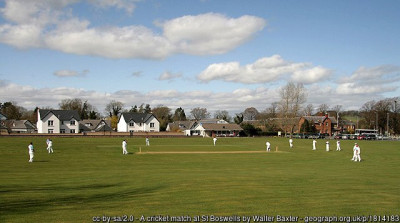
[0,136,399,222]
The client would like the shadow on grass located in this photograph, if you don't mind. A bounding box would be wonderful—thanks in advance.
[0,183,164,215]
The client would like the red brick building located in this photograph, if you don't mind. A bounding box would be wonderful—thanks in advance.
[298,114,338,136]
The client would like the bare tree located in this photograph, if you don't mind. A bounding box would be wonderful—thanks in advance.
[105,100,124,117]
[277,82,307,135]
[214,110,231,122]
[317,104,330,113]
[266,102,279,118]
[303,104,314,116]
[243,107,259,121]
[190,107,210,120]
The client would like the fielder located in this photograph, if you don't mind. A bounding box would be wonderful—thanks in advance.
[145,137,150,146]
[213,137,217,146]
[352,143,361,162]
[266,141,271,152]
[312,139,317,150]
[122,139,128,154]
[46,138,50,152]
[289,138,293,148]
[28,142,34,162]
[47,139,53,153]
[336,140,341,151]
[326,141,329,152]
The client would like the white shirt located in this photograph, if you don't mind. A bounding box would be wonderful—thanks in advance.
[122,141,127,148]
[266,142,270,147]
[48,141,52,147]
[28,144,34,153]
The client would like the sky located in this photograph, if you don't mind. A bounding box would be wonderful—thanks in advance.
[0,0,399,116]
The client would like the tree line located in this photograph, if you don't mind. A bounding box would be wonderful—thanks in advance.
[1,82,399,134]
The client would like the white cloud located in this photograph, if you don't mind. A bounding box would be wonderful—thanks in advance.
[53,69,89,77]
[336,65,400,95]
[158,72,182,81]
[197,55,331,84]
[291,66,332,84]
[161,13,266,55]
[88,0,138,14]
[0,1,266,59]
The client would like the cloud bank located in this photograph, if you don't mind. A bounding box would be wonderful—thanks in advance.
[0,0,266,59]
[197,55,332,84]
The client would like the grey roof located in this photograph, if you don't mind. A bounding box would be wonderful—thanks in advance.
[120,112,157,123]
[39,110,81,121]
[79,119,112,132]
[2,120,36,130]
[167,121,196,131]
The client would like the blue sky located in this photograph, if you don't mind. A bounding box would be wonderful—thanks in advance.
[0,0,399,116]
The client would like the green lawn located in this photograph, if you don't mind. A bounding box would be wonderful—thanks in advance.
[0,137,399,222]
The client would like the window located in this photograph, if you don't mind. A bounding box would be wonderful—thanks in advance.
[70,120,76,126]
[48,129,53,133]
[48,120,54,126]
[60,129,65,133]
[129,122,134,127]
[150,123,155,128]
[70,129,75,133]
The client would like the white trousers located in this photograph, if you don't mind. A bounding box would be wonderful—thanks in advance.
[122,147,128,154]
[29,152,34,162]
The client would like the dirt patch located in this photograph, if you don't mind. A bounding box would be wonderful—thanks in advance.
[137,151,288,154]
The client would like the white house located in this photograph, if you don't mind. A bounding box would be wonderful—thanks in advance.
[117,113,160,132]
[37,109,81,133]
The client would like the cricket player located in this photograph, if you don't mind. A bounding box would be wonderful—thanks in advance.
[352,143,361,162]
[47,139,53,153]
[28,142,34,162]
[336,140,341,151]
[289,138,293,148]
[46,138,50,152]
[266,141,271,152]
[213,137,217,146]
[312,139,317,150]
[326,141,330,152]
[145,137,150,146]
[122,139,128,154]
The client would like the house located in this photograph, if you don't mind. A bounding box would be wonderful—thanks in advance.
[79,119,112,133]
[298,114,338,136]
[191,123,242,137]
[1,120,36,133]
[341,120,356,134]
[166,120,197,133]
[37,109,81,133]
[117,112,160,132]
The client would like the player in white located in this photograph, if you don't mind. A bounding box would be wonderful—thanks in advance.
[47,139,53,153]
[325,141,330,152]
[336,140,341,151]
[312,139,317,150]
[266,141,271,152]
[289,138,293,149]
[145,137,150,146]
[46,138,50,153]
[352,143,361,162]
[122,139,128,155]
[213,137,217,146]
[28,142,34,162]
